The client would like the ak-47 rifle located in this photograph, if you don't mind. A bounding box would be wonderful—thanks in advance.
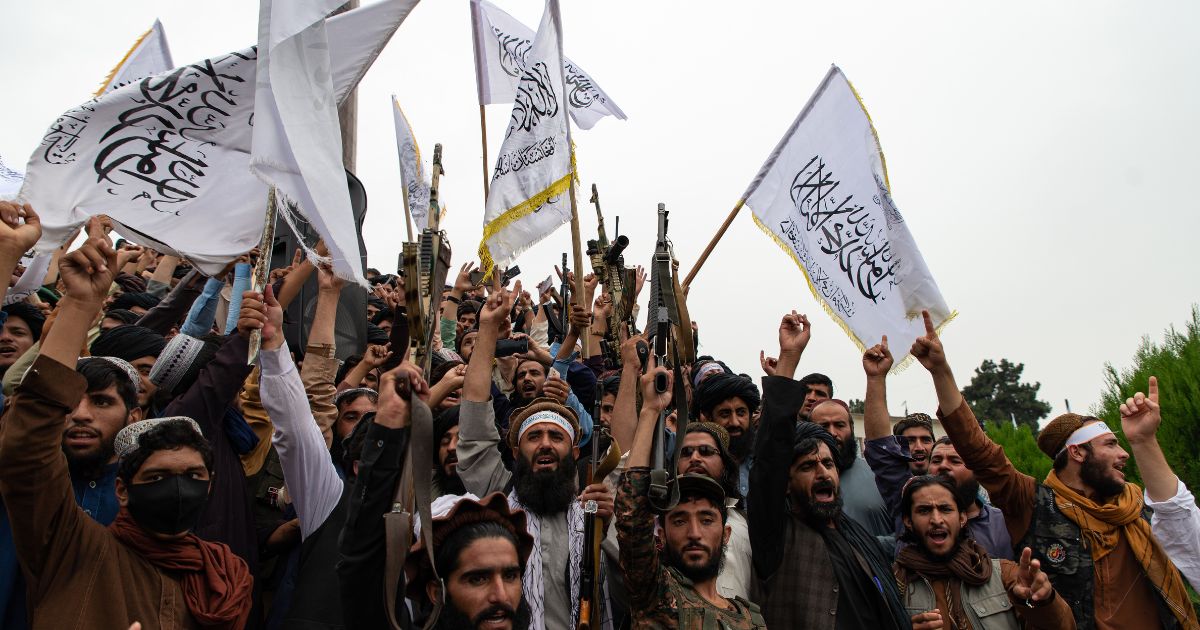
[578,381,621,630]
[553,252,571,345]
[586,184,636,369]
[646,203,695,511]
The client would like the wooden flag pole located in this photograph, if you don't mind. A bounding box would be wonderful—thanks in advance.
[681,199,744,289]
[567,174,590,356]
[399,176,414,241]
[248,187,279,365]
[478,104,491,199]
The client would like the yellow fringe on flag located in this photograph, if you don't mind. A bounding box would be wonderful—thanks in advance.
[94,24,156,98]
[478,171,573,280]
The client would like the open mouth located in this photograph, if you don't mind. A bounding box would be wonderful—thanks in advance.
[927,529,950,545]
[533,453,558,472]
[478,609,511,628]
[0,345,16,359]
[64,427,100,447]
[521,383,537,397]
[812,482,836,503]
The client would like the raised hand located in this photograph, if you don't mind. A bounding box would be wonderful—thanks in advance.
[583,271,599,296]
[633,265,646,298]
[620,332,646,369]
[759,350,778,376]
[375,363,430,429]
[778,310,811,355]
[316,263,345,293]
[579,482,615,525]
[59,217,137,304]
[238,285,285,348]
[567,302,591,334]
[542,371,570,404]
[453,262,477,294]
[639,354,673,412]
[362,343,393,369]
[911,310,948,372]
[863,335,893,378]
[480,273,521,328]
[1120,376,1161,445]
[1012,547,1053,603]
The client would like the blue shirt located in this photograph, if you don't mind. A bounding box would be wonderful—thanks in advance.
[71,462,121,526]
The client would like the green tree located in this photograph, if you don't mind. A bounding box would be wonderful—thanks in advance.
[1095,306,1200,494]
[985,421,1052,481]
[847,398,865,414]
[962,359,1052,429]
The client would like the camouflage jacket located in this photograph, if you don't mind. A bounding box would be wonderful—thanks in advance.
[616,468,766,629]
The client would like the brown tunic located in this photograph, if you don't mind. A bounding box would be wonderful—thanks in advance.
[0,355,199,630]
[939,400,1163,630]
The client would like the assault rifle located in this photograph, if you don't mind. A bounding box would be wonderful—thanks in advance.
[586,184,636,369]
[578,382,621,630]
[400,144,452,377]
[552,252,571,345]
[646,203,694,511]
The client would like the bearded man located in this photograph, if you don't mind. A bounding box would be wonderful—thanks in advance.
[911,309,1199,630]
[456,278,615,630]
[748,311,910,630]
[809,398,893,537]
[693,372,761,499]
[893,476,1074,630]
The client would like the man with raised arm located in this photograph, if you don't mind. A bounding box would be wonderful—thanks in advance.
[615,356,765,628]
[911,310,1198,629]
[455,276,615,630]
[1120,377,1200,591]
[0,218,252,629]
[749,311,910,630]
[861,336,1013,559]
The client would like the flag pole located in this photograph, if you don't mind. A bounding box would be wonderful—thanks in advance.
[400,178,414,241]
[248,187,278,365]
[552,0,588,355]
[479,104,491,199]
[681,199,744,289]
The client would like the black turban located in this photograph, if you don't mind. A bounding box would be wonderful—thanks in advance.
[91,325,167,361]
[112,272,148,294]
[102,309,141,326]
[110,292,161,312]
[2,303,45,342]
[366,322,390,345]
[693,372,761,418]
[433,406,461,454]
[794,421,842,470]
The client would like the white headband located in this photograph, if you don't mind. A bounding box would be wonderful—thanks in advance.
[517,410,575,443]
[1060,421,1114,455]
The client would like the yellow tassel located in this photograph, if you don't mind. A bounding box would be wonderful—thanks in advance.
[94,24,156,98]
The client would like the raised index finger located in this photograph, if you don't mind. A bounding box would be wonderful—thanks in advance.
[922,310,935,336]
[1148,376,1158,405]
[1019,547,1032,573]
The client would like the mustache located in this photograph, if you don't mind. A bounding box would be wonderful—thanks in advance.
[472,603,518,625]
[682,542,711,554]
[812,480,835,493]
[64,423,100,438]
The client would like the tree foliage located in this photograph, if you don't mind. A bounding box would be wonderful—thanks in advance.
[1095,306,1200,494]
[847,398,865,414]
[985,421,1052,481]
[962,359,1052,429]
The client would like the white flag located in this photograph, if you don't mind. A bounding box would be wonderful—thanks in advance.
[743,65,954,363]
[96,19,175,96]
[392,95,431,231]
[471,0,624,130]
[19,0,418,278]
[478,0,573,276]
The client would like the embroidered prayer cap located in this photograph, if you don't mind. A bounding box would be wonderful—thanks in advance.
[404,491,534,600]
[114,416,204,461]
[77,356,142,392]
[684,421,731,456]
[1037,413,1105,458]
[150,333,206,393]
[506,398,580,448]
[333,387,377,408]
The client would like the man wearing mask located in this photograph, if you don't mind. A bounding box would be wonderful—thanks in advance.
[749,311,909,630]
[860,337,1013,558]
[616,358,765,628]
[911,310,1199,629]
[893,476,1074,629]
[0,219,252,629]
[456,278,615,630]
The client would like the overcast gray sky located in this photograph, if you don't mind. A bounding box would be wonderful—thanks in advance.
[3,1,1197,424]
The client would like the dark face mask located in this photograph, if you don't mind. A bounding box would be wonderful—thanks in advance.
[127,474,210,536]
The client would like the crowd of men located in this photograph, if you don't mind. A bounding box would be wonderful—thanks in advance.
[0,196,1197,630]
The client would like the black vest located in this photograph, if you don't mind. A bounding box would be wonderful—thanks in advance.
[1018,484,1179,630]
[285,488,350,629]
